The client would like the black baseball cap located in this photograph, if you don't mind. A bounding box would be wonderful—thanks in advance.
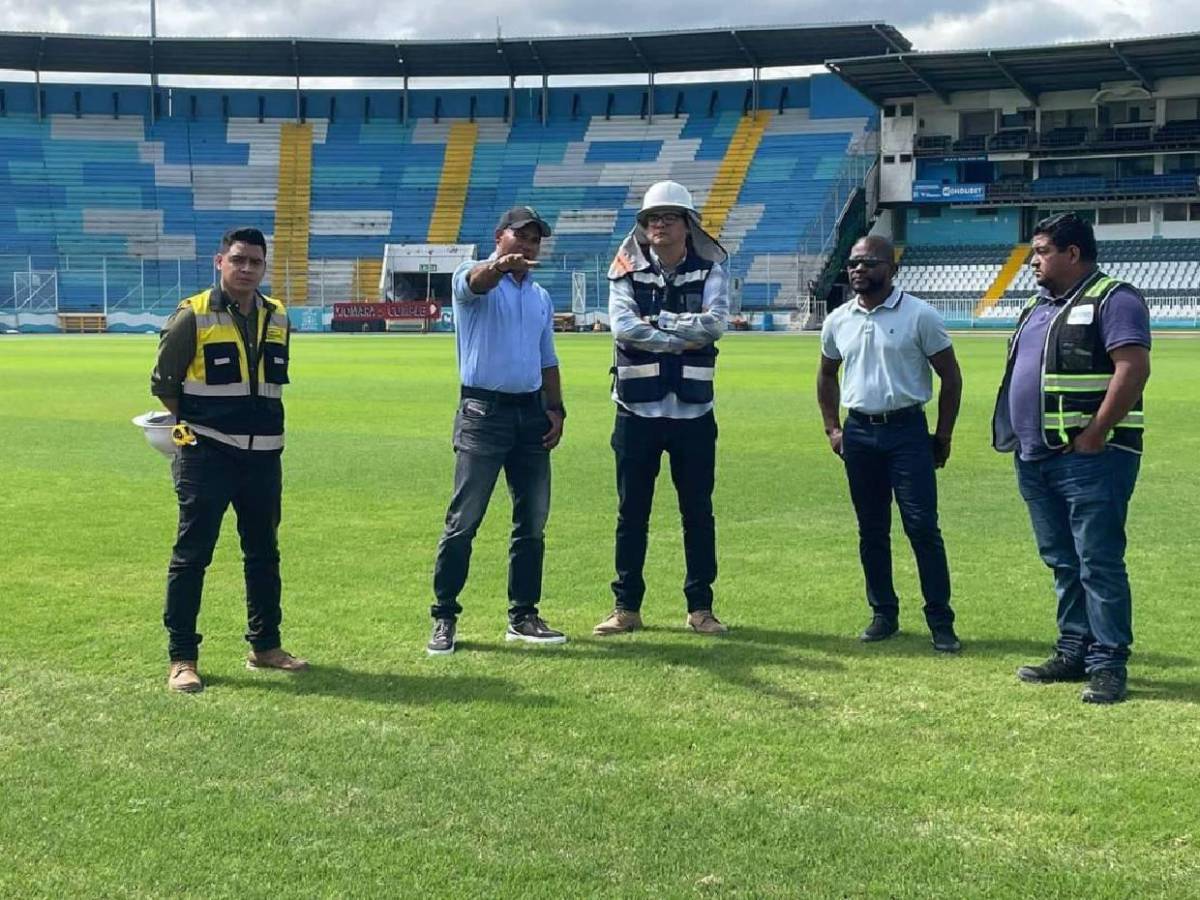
[495,206,551,237]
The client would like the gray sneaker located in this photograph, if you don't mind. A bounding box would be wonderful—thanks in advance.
[427,619,457,656]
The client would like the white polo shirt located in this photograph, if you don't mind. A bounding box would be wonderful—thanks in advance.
[820,287,952,415]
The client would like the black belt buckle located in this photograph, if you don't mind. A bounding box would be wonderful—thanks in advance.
[852,405,920,426]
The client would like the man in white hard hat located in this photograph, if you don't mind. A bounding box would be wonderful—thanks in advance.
[594,181,730,636]
[149,227,308,693]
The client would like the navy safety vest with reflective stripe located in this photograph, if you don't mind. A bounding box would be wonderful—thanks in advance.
[992,270,1145,454]
[180,288,290,451]
[612,244,717,405]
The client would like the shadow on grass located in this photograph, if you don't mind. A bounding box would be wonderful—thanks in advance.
[207,664,557,708]
[727,626,1193,669]
[727,626,1047,659]
[466,630,844,708]
[1129,678,1200,704]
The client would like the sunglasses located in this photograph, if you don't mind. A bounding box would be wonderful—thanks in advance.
[846,257,887,269]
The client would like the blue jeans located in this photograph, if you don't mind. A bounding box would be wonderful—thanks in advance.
[431,395,551,623]
[841,410,954,627]
[1015,447,1140,672]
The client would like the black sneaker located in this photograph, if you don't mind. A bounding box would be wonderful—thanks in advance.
[1017,653,1086,683]
[427,619,456,656]
[859,615,899,642]
[505,615,567,644]
[1081,669,1128,704]
[930,623,961,653]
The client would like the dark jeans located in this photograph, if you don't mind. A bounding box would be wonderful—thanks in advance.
[164,440,283,662]
[611,409,717,613]
[1015,447,1140,672]
[431,396,551,622]
[841,410,954,627]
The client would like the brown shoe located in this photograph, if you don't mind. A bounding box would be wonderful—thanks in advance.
[168,661,203,693]
[593,608,643,636]
[246,647,309,671]
[686,610,728,634]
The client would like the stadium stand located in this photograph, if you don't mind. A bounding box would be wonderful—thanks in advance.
[0,77,873,330]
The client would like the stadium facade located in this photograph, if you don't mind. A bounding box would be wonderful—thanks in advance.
[830,32,1200,327]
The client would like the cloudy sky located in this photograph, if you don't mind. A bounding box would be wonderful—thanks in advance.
[0,0,1195,86]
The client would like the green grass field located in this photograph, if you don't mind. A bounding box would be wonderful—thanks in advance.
[1,332,1198,898]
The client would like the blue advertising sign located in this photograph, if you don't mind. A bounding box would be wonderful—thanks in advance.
[912,181,987,203]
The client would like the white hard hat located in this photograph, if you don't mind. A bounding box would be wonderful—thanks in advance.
[133,411,179,458]
[639,181,698,219]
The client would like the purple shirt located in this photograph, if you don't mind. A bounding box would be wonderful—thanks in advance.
[1009,276,1151,461]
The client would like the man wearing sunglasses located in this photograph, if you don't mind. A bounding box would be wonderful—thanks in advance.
[993,212,1151,704]
[594,180,730,637]
[817,235,963,653]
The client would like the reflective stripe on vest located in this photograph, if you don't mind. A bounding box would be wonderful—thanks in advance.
[183,380,283,399]
[189,423,286,452]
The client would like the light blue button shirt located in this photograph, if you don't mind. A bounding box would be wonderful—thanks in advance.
[452,258,559,393]
[820,287,952,415]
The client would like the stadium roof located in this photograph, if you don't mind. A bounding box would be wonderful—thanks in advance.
[0,24,910,79]
[827,31,1200,105]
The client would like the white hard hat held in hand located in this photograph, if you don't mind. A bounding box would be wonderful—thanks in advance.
[133,411,180,458]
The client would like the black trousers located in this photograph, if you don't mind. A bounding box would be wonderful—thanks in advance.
[611,409,718,613]
[163,440,283,661]
[431,395,551,623]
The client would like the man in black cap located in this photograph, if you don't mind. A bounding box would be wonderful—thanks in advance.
[426,206,568,655]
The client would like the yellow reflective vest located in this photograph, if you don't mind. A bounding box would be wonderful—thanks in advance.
[179,288,289,451]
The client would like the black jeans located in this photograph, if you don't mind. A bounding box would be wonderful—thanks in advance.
[431,395,551,623]
[164,440,283,661]
[611,409,718,613]
[840,408,954,627]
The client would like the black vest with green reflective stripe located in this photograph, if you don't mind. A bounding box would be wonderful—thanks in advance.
[994,270,1145,453]
[180,288,290,451]
[613,245,718,405]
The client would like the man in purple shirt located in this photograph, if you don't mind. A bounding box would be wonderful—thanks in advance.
[992,212,1151,704]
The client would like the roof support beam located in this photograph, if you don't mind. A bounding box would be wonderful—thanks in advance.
[34,37,43,120]
[871,23,908,55]
[1109,42,1154,92]
[729,30,760,116]
[987,52,1037,106]
[729,29,757,69]
[394,44,408,125]
[291,40,301,123]
[526,40,547,125]
[896,55,950,106]
[824,62,882,107]
[628,37,653,122]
